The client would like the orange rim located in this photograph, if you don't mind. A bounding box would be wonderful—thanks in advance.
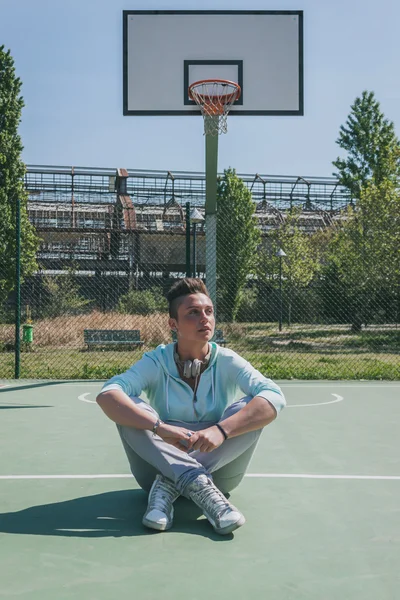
[188,79,241,107]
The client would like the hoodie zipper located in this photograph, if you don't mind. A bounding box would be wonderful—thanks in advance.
[163,344,216,418]
[167,368,213,420]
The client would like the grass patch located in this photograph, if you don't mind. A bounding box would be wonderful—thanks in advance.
[241,351,399,380]
[0,347,398,381]
[225,322,400,355]
[0,314,398,380]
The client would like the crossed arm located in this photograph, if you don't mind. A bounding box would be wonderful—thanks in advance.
[96,389,276,453]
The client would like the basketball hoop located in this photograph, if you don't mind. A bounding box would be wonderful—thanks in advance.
[188,79,241,136]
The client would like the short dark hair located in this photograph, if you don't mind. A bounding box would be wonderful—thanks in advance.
[166,278,210,319]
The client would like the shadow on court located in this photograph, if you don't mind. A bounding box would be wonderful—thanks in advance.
[0,381,103,394]
[0,405,53,409]
[0,489,232,542]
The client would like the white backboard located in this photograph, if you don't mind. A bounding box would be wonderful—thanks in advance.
[123,10,304,116]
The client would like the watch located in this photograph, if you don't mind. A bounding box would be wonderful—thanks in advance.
[152,418,163,436]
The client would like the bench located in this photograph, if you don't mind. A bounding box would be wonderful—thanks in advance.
[213,329,227,346]
[84,329,144,350]
[171,328,227,346]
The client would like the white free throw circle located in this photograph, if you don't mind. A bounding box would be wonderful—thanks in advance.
[287,393,344,408]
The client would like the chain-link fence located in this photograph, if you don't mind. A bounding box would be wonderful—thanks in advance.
[0,165,399,380]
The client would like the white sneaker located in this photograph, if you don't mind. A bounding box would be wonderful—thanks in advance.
[185,474,245,535]
[142,474,180,531]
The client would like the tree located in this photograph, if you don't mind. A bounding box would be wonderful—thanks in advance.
[216,168,260,322]
[118,287,167,315]
[325,180,400,331]
[256,207,321,326]
[0,46,39,308]
[41,270,91,318]
[333,90,400,198]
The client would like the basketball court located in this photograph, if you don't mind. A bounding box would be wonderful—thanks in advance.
[2,9,398,599]
[0,380,399,599]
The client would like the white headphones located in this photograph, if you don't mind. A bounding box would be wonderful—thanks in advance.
[174,343,211,379]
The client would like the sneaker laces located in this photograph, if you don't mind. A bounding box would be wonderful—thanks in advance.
[191,477,232,520]
[148,476,179,513]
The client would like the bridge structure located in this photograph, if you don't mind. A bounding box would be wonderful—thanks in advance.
[24,165,353,276]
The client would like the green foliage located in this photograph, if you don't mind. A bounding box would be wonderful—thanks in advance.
[236,287,259,321]
[236,284,323,324]
[0,45,39,305]
[323,180,400,330]
[41,271,91,317]
[256,207,321,325]
[333,90,400,198]
[117,287,167,315]
[0,302,13,324]
[216,168,261,321]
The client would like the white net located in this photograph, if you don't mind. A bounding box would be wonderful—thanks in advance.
[189,80,241,136]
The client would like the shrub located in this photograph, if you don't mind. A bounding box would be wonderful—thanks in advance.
[236,287,259,322]
[117,287,167,315]
[41,272,91,318]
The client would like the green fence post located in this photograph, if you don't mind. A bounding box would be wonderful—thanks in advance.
[14,196,21,379]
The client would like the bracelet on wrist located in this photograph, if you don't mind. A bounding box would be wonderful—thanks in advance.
[215,422,228,440]
[152,418,163,436]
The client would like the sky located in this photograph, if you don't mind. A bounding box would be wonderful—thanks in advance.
[1,0,400,178]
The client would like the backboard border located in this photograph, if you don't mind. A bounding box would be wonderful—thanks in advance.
[123,10,304,117]
[183,60,244,106]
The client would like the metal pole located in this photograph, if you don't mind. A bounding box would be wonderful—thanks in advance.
[279,256,283,332]
[205,129,219,314]
[185,202,191,277]
[14,196,21,379]
[192,223,197,278]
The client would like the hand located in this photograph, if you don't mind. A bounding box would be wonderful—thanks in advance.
[187,426,225,453]
[156,422,195,452]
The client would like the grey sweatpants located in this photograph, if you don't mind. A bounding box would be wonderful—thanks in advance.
[117,395,262,495]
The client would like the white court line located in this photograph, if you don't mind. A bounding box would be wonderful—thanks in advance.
[287,393,343,408]
[0,474,132,479]
[3,382,400,387]
[2,382,399,389]
[79,387,398,395]
[281,384,400,388]
[246,474,400,480]
[78,392,96,404]
[0,473,399,480]
[78,392,345,408]
[53,383,102,386]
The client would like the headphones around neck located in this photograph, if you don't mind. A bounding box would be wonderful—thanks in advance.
[174,343,211,379]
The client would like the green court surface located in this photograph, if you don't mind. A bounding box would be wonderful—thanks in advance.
[0,380,399,599]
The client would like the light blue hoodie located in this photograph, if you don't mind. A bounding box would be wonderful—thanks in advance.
[101,342,286,423]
